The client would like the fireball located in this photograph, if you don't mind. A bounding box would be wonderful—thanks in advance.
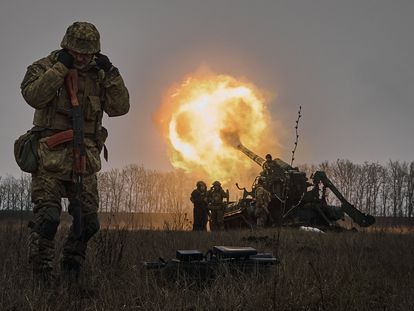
[156,72,273,182]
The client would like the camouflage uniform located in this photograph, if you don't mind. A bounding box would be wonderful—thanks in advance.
[207,182,228,231]
[21,22,130,277]
[255,183,271,227]
[262,155,285,198]
[190,181,208,231]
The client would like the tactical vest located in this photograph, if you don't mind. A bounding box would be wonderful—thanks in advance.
[210,189,224,204]
[32,52,105,135]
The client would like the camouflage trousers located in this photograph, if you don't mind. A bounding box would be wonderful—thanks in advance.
[28,172,100,273]
[255,206,268,228]
[193,205,208,231]
[209,205,225,231]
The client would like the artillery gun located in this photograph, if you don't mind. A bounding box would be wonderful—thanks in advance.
[223,143,376,231]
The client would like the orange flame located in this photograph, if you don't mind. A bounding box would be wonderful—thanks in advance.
[156,72,275,183]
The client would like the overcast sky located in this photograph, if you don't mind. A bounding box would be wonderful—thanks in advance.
[1,0,413,176]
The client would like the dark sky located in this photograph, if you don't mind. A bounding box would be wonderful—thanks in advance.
[1,0,413,176]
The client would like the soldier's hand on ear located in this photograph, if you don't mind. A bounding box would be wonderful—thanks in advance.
[95,53,113,72]
[57,49,74,68]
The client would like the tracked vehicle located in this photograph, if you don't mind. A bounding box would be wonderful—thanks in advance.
[223,143,375,231]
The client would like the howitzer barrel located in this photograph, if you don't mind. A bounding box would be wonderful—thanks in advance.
[273,158,293,171]
[236,144,266,167]
[236,143,292,170]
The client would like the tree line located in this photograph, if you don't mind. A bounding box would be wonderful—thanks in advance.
[300,159,414,217]
[1,160,413,217]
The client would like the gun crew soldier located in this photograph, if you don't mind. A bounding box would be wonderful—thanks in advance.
[20,21,130,284]
[190,181,208,231]
[254,177,272,227]
[207,181,229,231]
[262,153,285,196]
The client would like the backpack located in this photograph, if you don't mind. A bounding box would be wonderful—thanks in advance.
[14,130,39,173]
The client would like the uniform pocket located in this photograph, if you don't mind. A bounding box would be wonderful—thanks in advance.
[38,138,72,174]
[54,89,71,113]
[84,95,102,121]
[85,139,101,175]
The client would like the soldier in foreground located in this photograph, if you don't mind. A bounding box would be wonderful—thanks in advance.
[207,181,229,231]
[190,181,208,231]
[20,22,130,283]
[254,177,272,227]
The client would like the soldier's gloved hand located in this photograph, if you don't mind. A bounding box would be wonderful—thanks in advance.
[95,53,113,72]
[57,49,74,69]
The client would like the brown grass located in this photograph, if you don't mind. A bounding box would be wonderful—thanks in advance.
[0,223,413,310]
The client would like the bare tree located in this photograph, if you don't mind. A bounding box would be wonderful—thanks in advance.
[2,160,414,218]
[405,162,414,218]
[363,162,382,216]
[388,160,407,217]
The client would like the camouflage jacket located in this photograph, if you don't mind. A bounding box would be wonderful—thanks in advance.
[208,187,227,206]
[255,185,271,209]
[20,51,130,179]
[190,189,208,209]
[21,50,129,133]
[262,160,284,179]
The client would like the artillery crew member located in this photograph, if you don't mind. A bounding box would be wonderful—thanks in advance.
[262,154,284,178]
[190,181,208,231]
[255,177,272,227]
[207,181,229,231]
[20,21,130,283]
[262,154,275,173]
[262,153,284,197]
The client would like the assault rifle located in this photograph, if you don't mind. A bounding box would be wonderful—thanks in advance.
[65,69,85,238]
[144,246,279,282]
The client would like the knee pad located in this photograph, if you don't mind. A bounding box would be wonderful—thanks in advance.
[83,213,100,241]
[38,207,60,240]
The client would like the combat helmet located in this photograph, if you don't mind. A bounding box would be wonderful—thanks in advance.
[212,181,221,187]
[61,22,100,54]
[196,181,206,189]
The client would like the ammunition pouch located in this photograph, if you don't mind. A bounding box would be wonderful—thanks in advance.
[17,123,107,176]
[14,130,40,173]
[38,136,73,175]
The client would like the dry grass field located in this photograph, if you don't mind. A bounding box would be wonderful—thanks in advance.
[0,221,413,311]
